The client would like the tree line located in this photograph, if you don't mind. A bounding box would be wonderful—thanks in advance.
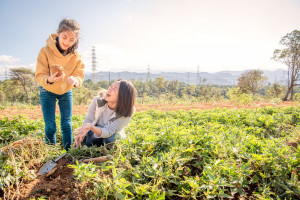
[0,30,299,106]
[0,68,299,106]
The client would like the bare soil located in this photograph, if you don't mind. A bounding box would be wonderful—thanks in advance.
[18,156,84,200]
[0,101,297,120]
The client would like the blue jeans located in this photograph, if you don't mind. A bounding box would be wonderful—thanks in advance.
[40,87,73,150]
[84,129,117,147]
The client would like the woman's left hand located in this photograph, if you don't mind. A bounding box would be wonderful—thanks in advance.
[67,76,79,87]
[73,123,92,148]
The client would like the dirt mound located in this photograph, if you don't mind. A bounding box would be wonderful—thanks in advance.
[19,156,84,200]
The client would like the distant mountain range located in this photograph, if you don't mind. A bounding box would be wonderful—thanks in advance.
[0,68,288,86]
[84,69,288,86]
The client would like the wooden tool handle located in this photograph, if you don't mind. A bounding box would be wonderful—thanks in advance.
[83,155,111,163]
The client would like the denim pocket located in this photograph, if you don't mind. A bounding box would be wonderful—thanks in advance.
[40,87,48,93]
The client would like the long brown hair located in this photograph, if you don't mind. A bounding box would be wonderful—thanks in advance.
[57,18,80,54]
[115,80,136,117]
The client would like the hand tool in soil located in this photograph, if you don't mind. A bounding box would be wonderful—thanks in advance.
[38,153,67,175]
[79,155,111,163]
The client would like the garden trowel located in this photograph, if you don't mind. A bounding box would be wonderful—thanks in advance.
[38,153,67,175]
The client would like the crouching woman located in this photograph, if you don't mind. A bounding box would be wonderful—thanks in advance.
[73,80,136,148]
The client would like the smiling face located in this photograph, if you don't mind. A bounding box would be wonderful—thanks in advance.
[105,81,121,105]
[57,30,76,51]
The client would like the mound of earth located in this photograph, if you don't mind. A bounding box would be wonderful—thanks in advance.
[19,156,84,200]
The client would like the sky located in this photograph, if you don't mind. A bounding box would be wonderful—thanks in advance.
[0,0,300,74]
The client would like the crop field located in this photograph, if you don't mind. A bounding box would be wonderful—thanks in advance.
[0,106,299,199]
[0,101,296,120]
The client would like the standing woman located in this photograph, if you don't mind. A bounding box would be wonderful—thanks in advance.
[35,19,84,150]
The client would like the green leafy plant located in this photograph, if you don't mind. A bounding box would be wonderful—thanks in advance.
[68,161,99,183]
[226,87,254,105]
[1,106,300,199]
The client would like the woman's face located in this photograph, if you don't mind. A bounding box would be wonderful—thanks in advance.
[105,81,120,103]
[57,30,76,51]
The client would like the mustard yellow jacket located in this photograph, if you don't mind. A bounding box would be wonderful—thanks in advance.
[35,34,85,95]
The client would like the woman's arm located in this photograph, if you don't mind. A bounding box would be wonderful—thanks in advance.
[70,54,85,87]
[90,125,102,136]
[35,48,51,88]
[83,96,98,124]
[92,117,131,138]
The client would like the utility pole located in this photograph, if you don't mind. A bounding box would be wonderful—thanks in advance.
[147,65,151,81]
[5,69,8,80]
[108,71,111,85]
[91,46,97,82]
[196,65,200,86]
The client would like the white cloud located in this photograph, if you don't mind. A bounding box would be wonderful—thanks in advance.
[0,55,20,64]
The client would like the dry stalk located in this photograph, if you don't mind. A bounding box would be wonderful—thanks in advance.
[8,147,20,199]
[1,136,61,199]
[0,137,41,152]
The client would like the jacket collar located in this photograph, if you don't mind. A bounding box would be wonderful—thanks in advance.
[97,99,107,107]
[96,98,122,121]
[46,34,73,59]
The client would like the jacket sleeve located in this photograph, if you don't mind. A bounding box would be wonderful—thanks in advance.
[96,117,131,138]
[35,48,51,88]
[71,54,85,87]
[83,97,97,124]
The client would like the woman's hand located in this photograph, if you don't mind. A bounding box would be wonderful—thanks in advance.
[67,76,79,87]
[48,72,65,83]
[73,123,92,148]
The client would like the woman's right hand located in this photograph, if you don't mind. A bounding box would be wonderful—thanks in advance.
[73,123,92,148]
[48,72,65,83]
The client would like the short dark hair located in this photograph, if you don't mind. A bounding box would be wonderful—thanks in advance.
[115,80,136,117]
